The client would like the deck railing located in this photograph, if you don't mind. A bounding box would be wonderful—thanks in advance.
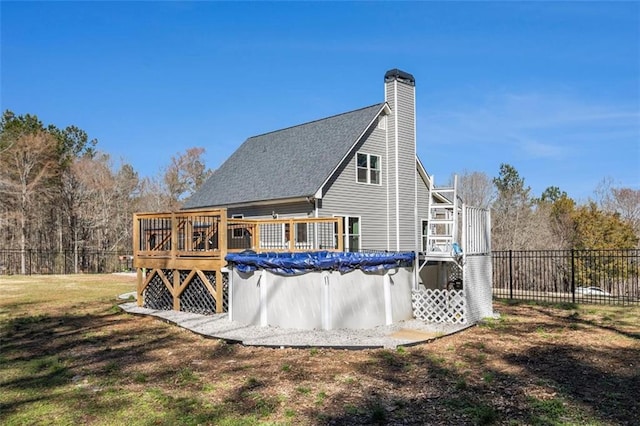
[228,217,343,253]
[133,209,227,269]
[133,209,344,313]
[133,209,343,268]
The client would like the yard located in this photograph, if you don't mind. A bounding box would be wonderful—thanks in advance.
[1,274,638,425]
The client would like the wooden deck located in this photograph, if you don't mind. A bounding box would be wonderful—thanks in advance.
[133,209,343,313]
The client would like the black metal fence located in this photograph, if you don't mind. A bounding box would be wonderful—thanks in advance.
[3,248,639,308]
[493,249,640,305]
[0,250,134,275]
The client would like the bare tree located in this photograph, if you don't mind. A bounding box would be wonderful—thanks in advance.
[491,164,535,250]
[112,163,140,251]
[610,188,640,242]
[594,177,640,244]
[0,131,59,273]
[163,147,212,210]
[137,175,171,212]
[454,170,495,209]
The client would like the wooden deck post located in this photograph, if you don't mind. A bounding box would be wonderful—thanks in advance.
[216,211,228,313]
[253,222,260,251]
[288,218,295,252]
[133,213,143,306]
[136,267,144,307]
[173,266,181,311]
[170,212,177,259]
[132,213,139,259]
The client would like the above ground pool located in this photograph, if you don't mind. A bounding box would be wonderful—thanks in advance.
[225,251,415,330]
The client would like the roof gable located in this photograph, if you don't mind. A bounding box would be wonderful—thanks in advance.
[184,103,385,209]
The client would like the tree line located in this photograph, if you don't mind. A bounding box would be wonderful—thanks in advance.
[0,111,212,273]
[1,111,638,275]
[457,164,639,251]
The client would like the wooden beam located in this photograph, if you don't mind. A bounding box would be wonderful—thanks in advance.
[288,219,295,251]
[155,269,173,297]
[175,269,197,298]
[136,267,144,307]
[215,269,224,313]
[253,222,260,251]
[133,213,140,259]
[173,268,181,311]
[196,269,215,296]
[219,212,228,262]
[170,212,177,259]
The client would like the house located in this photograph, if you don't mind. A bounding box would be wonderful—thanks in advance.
[186,69,447,256]
[134,69,493,325]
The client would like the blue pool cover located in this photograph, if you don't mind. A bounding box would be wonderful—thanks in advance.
[225,251,415,276]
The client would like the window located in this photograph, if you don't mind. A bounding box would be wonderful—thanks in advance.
[421,220,429,252]
[334,215,360,252]
[347,217,360,251]
[356,153,381,185]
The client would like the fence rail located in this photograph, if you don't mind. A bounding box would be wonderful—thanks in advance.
[3,247,639,308]
[0,250,133,275]
[493,249,640,306]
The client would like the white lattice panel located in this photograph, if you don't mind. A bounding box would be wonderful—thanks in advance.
[412,289,467,324]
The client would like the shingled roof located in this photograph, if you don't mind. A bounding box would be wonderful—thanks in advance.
[183,103,386,209]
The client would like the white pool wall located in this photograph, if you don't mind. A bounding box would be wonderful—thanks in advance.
[229,267,414,330]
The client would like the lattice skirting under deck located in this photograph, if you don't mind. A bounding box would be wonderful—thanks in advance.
[142,269,228,314]
[179,270,229,315]
[412,289,467,324]
[143,271,173,311]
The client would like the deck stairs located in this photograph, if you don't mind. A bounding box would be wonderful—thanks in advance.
[420,175,463,270]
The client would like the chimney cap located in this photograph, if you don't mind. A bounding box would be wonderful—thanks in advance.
[384,69,415,86]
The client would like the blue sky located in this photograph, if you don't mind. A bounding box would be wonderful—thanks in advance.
[2,1,638,201]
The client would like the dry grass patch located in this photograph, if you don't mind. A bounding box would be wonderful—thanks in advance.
[1,274,638,425]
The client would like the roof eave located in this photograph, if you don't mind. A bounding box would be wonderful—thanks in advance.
[314,103,390,199]
[181,195,313,211]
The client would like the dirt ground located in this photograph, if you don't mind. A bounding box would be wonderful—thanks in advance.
[1,275,639,425]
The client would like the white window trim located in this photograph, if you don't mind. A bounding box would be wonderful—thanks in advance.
[333,214,361,252]
[356,152,382,186]
[421,219,429,252]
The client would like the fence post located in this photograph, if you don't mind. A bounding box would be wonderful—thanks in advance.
[571,249,575,304]
[509,250,513,300]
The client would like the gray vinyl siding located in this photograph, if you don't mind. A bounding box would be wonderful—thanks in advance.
[386,80,417,252]
[227,201,313,219]
[417,170,430,251]
[385,84,397,249]
[319,121,389,251]
[395,84,417,252]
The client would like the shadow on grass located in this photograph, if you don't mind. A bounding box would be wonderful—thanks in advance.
[0,306,178,420]
[506,344,639,425]
[528,304,640,341]
[497,299,640,340]
[315,330,639,425]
